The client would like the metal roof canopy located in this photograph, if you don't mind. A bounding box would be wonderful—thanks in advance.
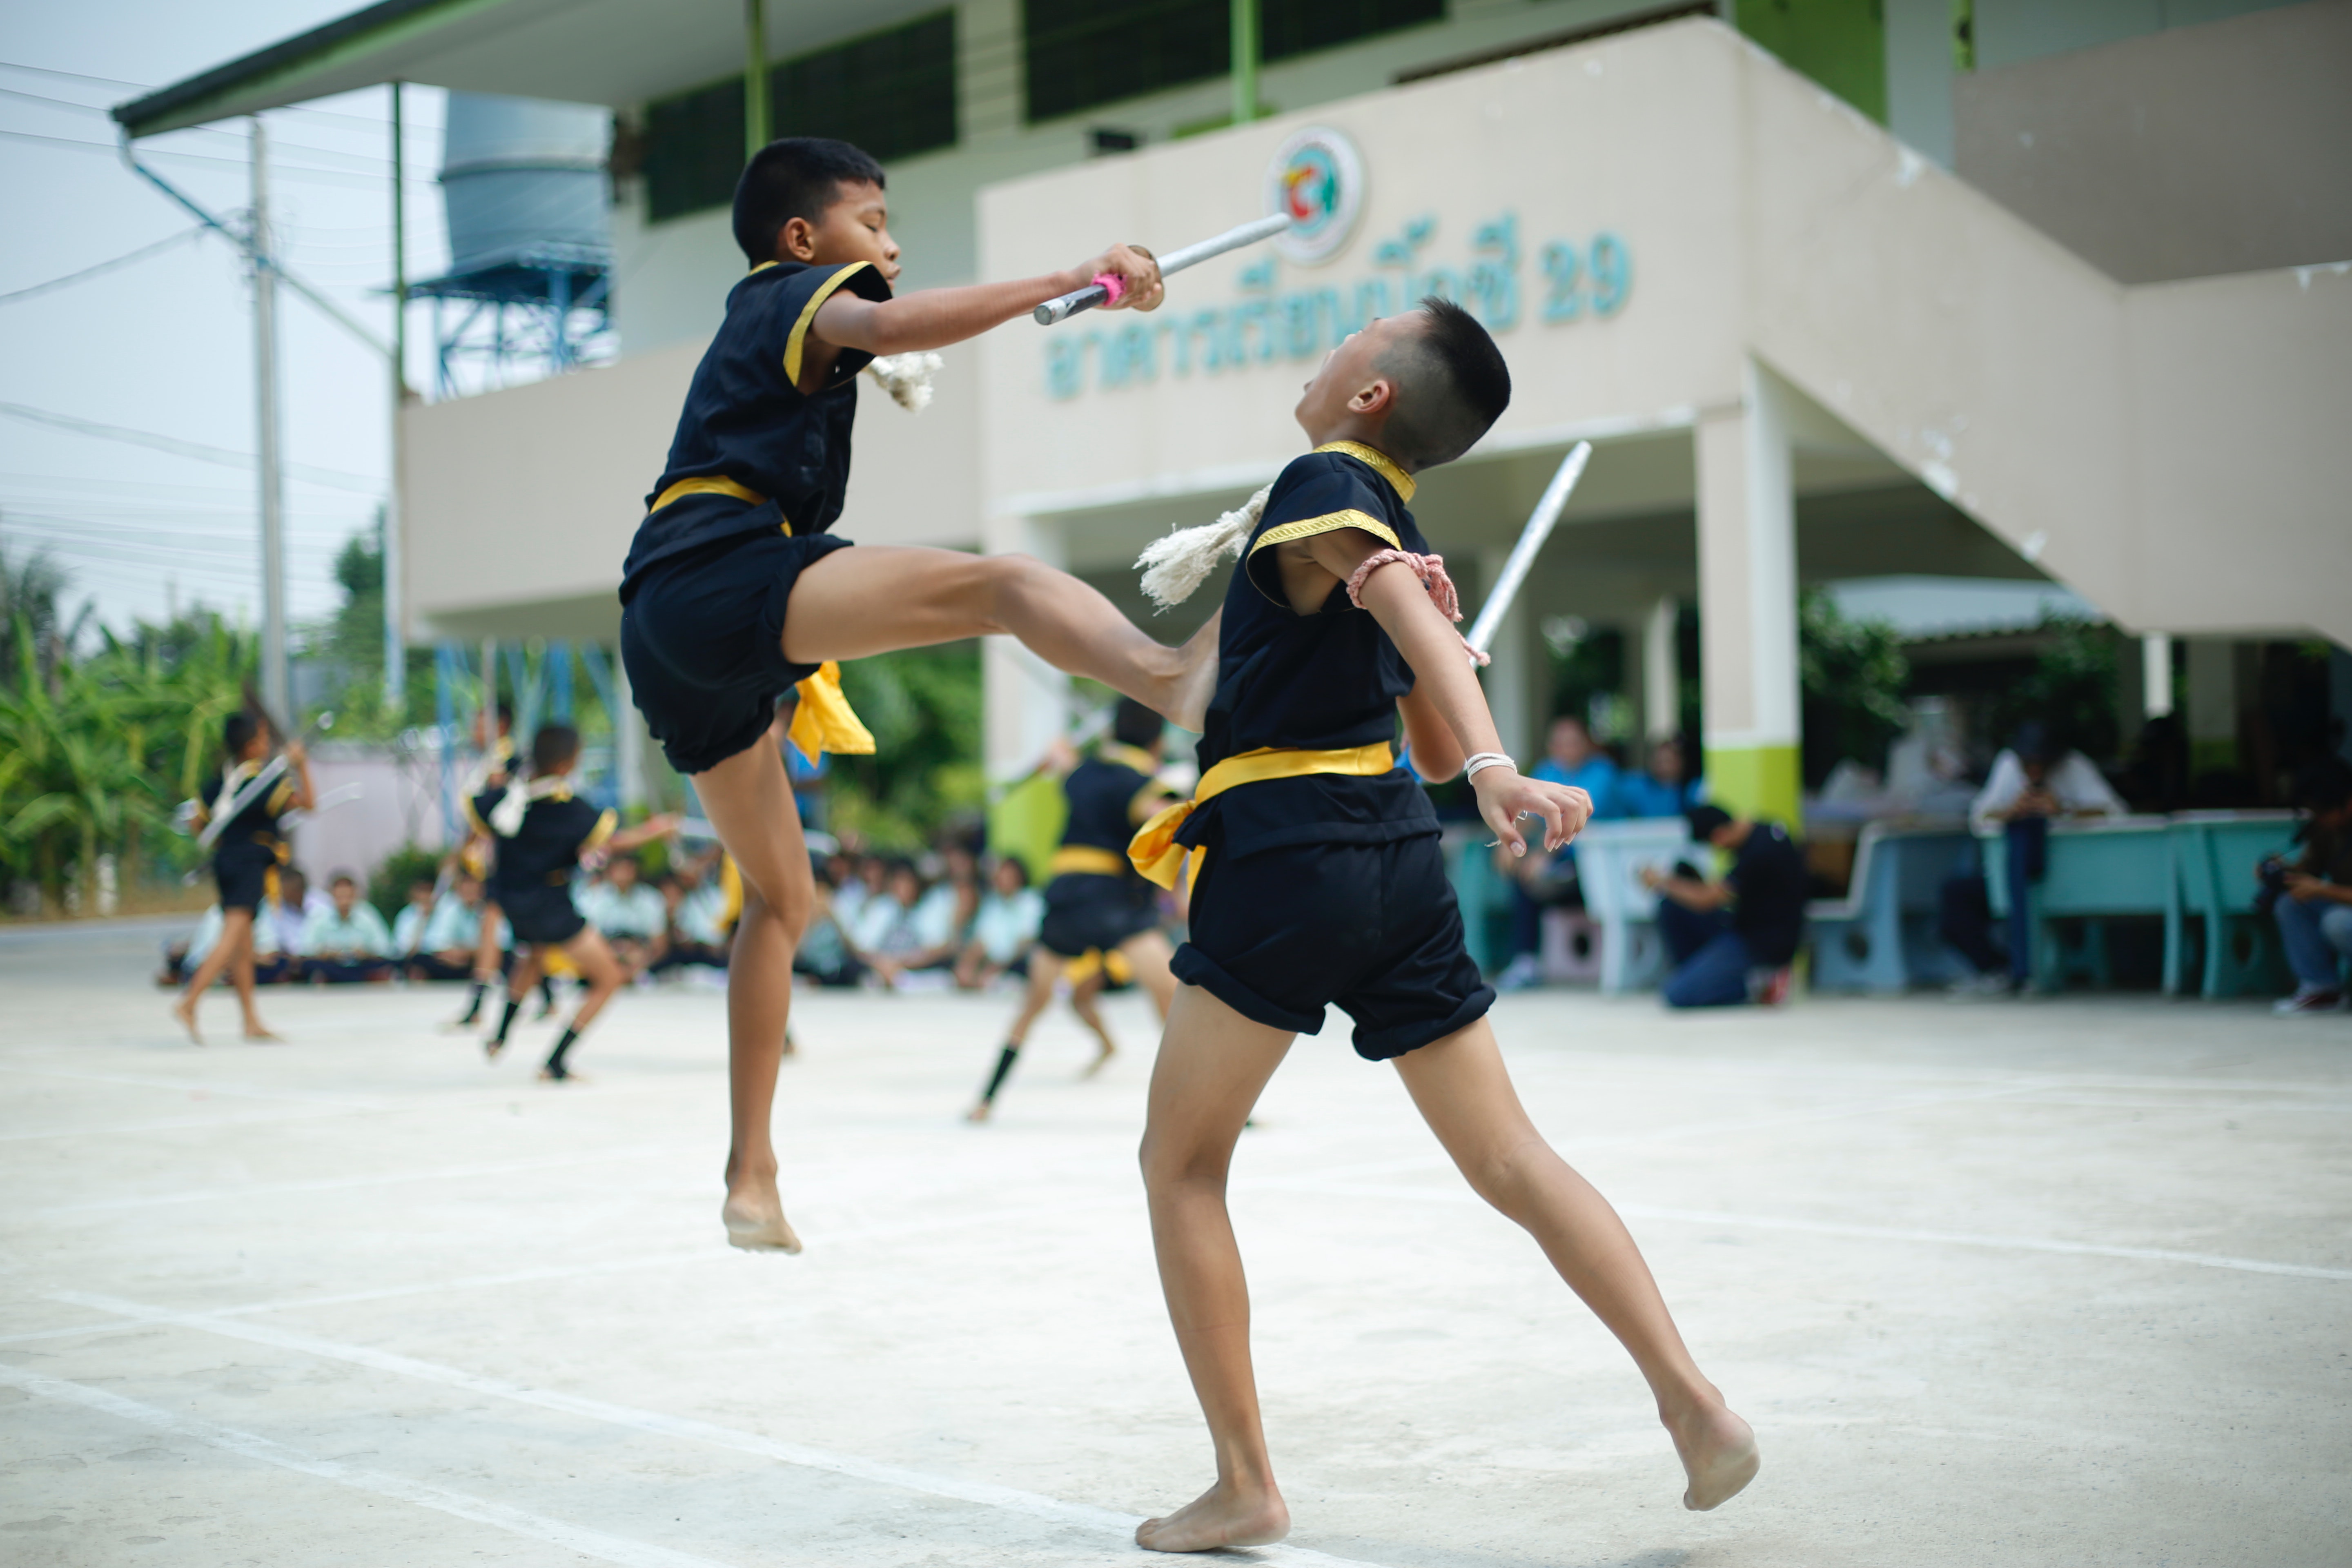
[113,0,951,136]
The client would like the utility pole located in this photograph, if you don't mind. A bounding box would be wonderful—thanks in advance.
[251,116,291,725]
[1231,0,1260,128]
[385,81,408,709]
[744,0,771,156]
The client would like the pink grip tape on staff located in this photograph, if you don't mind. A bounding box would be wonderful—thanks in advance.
[1093,272,1127,306]
[1033,213,1292,325]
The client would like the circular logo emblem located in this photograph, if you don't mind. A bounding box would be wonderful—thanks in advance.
[1266,127,1364,265]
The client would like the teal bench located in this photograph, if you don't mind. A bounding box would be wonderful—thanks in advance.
[1981,816,2176,992]
[2167,811,2299,999]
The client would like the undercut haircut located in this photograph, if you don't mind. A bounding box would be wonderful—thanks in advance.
[530,724,581,777]
[1376,297,1512,470]
[732,137,887,266]
[223,711,260,757]
[1112,697,1163,749]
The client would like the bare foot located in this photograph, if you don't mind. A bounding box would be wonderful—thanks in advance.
[1163,607,1223,733]
[1080,1043,1116,1079]
[721,1192,803,1254]
[965,1102,991,1123]
[1134,1481,1288,1553]
[170,997,203,1045]
[242,1025,283,1043]
[1668,1400,1759,1511]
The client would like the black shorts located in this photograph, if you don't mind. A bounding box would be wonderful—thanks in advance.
[214,845,276,913]
[1173,833,1493,1061]
[500,886,586,946]
[619,529,854,775]
[1039,875,1159,959]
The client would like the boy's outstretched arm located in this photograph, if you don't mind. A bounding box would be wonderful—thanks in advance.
[1301,530,1592,859]
[812,245,1162,358]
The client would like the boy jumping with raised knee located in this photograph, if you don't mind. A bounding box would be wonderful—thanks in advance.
[618,138,1218,1252]
[1123,299,1757,1550]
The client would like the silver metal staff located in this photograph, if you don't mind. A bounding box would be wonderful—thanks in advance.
[1034,213,1293,325]
[1463,443,1593,660]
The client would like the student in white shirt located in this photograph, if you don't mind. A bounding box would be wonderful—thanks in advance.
[299,873,396,983]
[409,874,492,982]
[579,853,670,979]
[1942,722,2126,993]
[955,858,1045,990]
[390,879,436,958]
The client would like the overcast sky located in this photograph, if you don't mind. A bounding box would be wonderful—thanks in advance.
[0,2,454,636]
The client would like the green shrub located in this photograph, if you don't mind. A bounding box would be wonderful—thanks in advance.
[368,842,443,922]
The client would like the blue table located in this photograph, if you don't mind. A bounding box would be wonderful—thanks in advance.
[2167,811,2299,998]
[1807,822,1975,993]
[1981,816,2176,992]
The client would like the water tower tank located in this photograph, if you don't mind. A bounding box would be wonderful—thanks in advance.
[440,93,609,275]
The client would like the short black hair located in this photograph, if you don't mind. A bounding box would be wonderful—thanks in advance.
[495,699,514,727]
[329,872,358,890]
[732,138,886,266]
[1376,297,1512,470]
[1686,805,1733,843]
[530,724,580,777]
[223,711,259,757]
[2292,756,2352,812]
[1112,697,1162,750]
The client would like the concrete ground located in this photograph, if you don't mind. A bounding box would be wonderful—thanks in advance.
[2,918,2347,1568]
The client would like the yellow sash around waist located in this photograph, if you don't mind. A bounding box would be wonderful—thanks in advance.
[1049,844,1131,879]
[1127,742,1396,890]
[646,477,874,764]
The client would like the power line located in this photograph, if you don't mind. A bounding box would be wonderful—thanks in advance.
[0,126,439,190]
[0,225,203,307]
[0,59,452,135]
[0,402,385,493]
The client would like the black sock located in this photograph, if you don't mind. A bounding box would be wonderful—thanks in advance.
[490,997,522,1044]
[543,1026,581,1078]
[457,981,487,1024]
[980,1043,1021,1105]
[539,976,557,1005]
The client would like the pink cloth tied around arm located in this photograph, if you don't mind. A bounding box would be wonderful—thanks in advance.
[1093,272,1127,305]
[1344,548,1491,666]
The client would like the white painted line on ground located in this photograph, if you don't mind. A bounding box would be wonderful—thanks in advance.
[37,1143,683,1216]
[0,1360,744,1568]
[48,1291,1391,1568]
[0,1105,374,1145]
[1254,1178,2352,1281]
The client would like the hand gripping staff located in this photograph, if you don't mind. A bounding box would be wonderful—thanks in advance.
[1033,213,1293,325]
[193,711,333,853]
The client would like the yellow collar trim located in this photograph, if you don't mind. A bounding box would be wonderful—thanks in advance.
[1314,441,1415,503]
[748,260,779,274]
[1097,742,1161,777]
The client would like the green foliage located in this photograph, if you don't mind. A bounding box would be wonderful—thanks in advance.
[1987,616,2122,764]
[368,842,443,922]
[0,551,254,913]
[1799,589,1911,788]
[826,643,985,851]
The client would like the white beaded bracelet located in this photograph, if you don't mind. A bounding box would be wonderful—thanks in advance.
[1464,752,1517,781]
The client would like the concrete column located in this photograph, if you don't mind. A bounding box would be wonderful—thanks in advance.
[2141,633,2174,719]
[982,513,1072,780]
[1476,546,1535,764]
[1642,593,1680,743]
[2185,637,2238,774]
[1695,361,1802,827]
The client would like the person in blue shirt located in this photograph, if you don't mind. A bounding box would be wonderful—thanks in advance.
[1618,733,1705,819]
[1496,715,1624,990]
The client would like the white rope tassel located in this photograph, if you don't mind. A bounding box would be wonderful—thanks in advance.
[1136,485,1270,610]
[488,775,570,838]
[863,352,942,412]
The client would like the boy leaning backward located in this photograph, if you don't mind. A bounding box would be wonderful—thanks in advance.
[1118,298,1759,1551]
[616,137,1221,1253]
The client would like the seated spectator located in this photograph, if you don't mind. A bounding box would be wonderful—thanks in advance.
[1618,734,1704,819]
[792,855,869,989]
[1642,805,1805,1008]
[390,878,436,961]
[955,857,1045,989]
[298,873,396,983]
[923,840,983,953]
[665,854,738,969]
[831,853,884,934]
[408,873,489,981]
[265,867,325,979]
[2272,757,2352,1015]
[579,853,670,980]
[1940,722,2127,994]
[851,859,962,986]
[160,902,290,988]
[1496,715,1624,991]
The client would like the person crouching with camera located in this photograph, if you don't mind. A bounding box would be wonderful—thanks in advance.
[2270,757,2352,1015]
